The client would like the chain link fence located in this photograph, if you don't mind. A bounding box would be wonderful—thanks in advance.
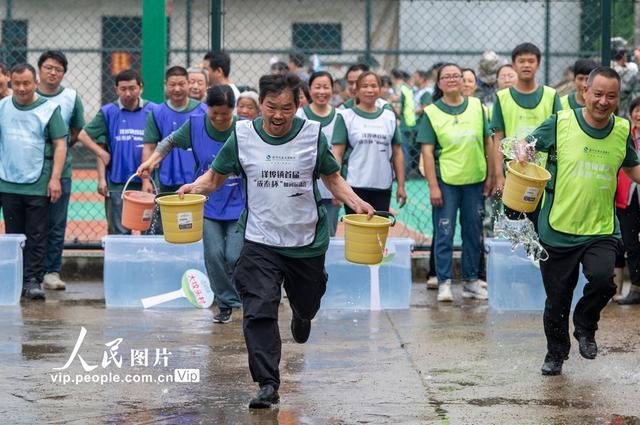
[0,0,634,248]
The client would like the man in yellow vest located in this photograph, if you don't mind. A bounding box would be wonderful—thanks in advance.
[560,59,598,110]
[516,67,640,376]
[493,42,561,200]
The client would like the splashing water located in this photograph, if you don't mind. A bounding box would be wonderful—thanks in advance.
[500,136,544,166]
[493,212,548,265]
[489,136,548,263]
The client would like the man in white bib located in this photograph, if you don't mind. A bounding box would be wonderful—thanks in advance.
[174,73,374,409]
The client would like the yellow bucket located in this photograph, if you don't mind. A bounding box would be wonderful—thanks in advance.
[342,211,396,265]
[155,194,207,244]
[503,160,552,213]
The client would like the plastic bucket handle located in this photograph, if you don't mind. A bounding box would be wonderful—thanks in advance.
[155,192,209,203]
[121,173,158,199]
[374,211,396,226]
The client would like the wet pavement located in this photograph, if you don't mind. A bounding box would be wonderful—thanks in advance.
[1,281,640,424]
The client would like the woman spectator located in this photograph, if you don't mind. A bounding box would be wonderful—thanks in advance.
[296,71,342,236]
[496,64,517,90]
[417,63,495,302]
[461,68,478,98]
[236,91,260,120]
[333,71,407,213]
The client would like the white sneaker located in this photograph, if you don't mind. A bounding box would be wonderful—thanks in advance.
[43,272,66,290]
[426,275,438,289]
[478,279,487,289]
[437,281,453,302]
[463,280,488,300]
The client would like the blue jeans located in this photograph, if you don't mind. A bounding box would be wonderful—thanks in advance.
[321,198,340,237]
[434,180,484,283]
[105,191,131,235]
[45,177,71,273]
[203,218,243,309]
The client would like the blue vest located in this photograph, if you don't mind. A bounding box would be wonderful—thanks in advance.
[0,97,59,184]
[102,101,155,185]
[190,115,245,220]
[153,103,202,186]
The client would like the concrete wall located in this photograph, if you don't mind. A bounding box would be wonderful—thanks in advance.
[398,1,582,85]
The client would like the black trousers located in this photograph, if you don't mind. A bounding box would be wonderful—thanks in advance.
[539,237,619,359]
[344,187,391,214]
[233,241,327,389]
[0,193,49,283]
[617,194,640,287]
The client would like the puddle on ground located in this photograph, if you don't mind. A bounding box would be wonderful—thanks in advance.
[21,344,67,360]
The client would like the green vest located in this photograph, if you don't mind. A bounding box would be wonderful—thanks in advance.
[548,110,629,236]
[560,93,580,111]
[399,83,416,128]
[424,97,486,185]
[497,86,556,166]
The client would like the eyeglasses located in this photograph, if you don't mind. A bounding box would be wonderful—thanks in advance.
[439,74,462,81]
[42,64,65,74]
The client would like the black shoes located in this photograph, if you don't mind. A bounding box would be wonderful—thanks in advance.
[575,333,597,359]
[617,289,640,305]
[541,353,567,376]
[22,278,45,301]
[212,307,232,324]
[248,384,279,409]
[290,314,311,343]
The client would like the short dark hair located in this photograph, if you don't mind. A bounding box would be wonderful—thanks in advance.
[0,63,9,75]
[345,63,369,79]
[289,52,306,68]
[573,59,598,77]
[308,71,334,88]
[270,61,289,74]
[206,84,235,108]
[258,73,302,107]
[10,63,37,80]
[511,42,541,63]
[37,50,68,73]
[587,66,621,87]
[415,70,430,81]
[204,51,231,78]
[165,65,188,80]
[390,68,405,80]
[629,97,640,116]
[115,69,143,86]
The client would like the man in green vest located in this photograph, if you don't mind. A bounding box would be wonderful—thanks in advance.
[493,42,562,194]
[560,59,598,110]
[516,67,640,376]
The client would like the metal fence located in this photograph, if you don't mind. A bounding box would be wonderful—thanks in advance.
[0,0,634,248]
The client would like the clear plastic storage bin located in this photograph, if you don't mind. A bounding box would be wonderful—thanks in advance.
[485,238,587,311]
[322,238,414,310]
[103,235,206,308]
[0,234,26,305]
